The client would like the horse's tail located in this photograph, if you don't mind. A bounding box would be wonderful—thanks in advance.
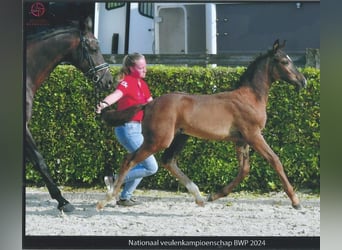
[101,104,146,127]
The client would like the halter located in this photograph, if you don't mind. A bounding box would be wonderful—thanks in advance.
[79,33,110,87]
[79,32,111,110]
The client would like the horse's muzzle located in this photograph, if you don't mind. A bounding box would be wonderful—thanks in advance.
[99,73,113,90]
[300,77,307,89]
[295,77,307,91]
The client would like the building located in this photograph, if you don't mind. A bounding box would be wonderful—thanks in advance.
[94,1,319,55]
[24,1,320,65]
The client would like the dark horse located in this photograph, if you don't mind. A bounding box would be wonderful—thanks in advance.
[97,40,306,210]
[26,17,113,212]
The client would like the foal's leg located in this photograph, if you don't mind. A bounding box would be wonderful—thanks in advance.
[96,147,153,210]
[208,142,250,202]
[161,134,205,206]
[249,133,301,209]
[26,127,75,212]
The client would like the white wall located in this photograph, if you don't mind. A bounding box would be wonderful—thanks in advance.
[128,3,154,54]
[94,3,127,54]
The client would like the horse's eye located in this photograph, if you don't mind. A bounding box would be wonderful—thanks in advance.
[87,40,99,52]
[280,60,289,65]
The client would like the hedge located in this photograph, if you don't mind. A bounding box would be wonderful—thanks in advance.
[26,65,320,194]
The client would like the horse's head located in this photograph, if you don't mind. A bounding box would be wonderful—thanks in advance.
[270,40,307,90]
[76,17,113,90]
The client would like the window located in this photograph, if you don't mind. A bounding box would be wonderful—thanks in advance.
[139,2,154,18]
[105,2,125,10]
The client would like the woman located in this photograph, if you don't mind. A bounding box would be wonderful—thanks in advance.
[96,53,158,206]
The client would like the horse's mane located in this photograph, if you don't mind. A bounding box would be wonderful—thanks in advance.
[26,26,79,42]
[236,50,274,99]
[239,51,271,85]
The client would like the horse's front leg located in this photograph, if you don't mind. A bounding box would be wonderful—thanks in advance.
[26,127,75,212]
[208,142,250,202]
[249,133,301,209]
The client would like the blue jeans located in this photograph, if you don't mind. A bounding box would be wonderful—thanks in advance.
[114,122,158,200]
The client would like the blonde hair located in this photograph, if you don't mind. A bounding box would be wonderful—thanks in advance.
[116,53,145,82]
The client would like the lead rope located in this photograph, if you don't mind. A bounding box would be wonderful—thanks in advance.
[93,75,113,178]
[79,32,115,179]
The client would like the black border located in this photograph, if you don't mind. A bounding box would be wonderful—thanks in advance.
[23,236,319,249]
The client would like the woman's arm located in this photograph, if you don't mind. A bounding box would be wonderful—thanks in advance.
[102,89,124,106]
[96,89,123,114]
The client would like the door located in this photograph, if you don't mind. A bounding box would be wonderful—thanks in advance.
[156,7,187,54]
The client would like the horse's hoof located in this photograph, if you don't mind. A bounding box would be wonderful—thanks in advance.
[96,201,105,211]
[196,199,205,207]
[292,203,302,210]
[58,202,75,213]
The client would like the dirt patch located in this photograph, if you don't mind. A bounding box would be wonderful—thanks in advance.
[25,187,319,236]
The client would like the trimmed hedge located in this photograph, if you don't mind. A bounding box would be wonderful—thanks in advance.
[26,65,320,193]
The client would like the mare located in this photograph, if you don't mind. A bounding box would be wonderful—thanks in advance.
[97,40,306,210]
[26,17,113,212]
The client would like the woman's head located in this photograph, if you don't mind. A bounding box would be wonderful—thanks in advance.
[119,53,147,79]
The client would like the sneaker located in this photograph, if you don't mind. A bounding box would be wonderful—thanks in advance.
[104,174,117,191]
[117,197,142,206]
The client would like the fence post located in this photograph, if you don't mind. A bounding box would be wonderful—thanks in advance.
[305,48,320,68]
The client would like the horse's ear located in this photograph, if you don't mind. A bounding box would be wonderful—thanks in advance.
[272,39,280,53]
[273,39,286,53]
[80,16,93,32]
[280,40,286,49]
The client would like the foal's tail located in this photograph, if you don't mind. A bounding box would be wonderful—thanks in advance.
[101,104,146,127]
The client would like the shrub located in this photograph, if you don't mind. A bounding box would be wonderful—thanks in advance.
[26,65,320,193]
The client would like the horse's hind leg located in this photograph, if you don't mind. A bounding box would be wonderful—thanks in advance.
[25,127,75,212]
[249,133,300,209]
[208,142,250,202]
[161,133,205,206]
[97,152,136,210]
[97,146,154,210]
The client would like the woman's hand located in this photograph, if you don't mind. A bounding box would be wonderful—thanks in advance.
[96,101,109,114]
[95,89,123,114]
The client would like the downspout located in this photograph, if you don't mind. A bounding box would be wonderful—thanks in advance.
[124,2,131,54]
[205,3,217,55]
[93,2,100,38]
[206,3,217,67]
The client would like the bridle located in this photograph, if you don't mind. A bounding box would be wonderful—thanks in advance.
[79,32,110,88]
[78,32,112,109]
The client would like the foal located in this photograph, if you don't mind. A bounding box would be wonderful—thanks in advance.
[97,40,306,210]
